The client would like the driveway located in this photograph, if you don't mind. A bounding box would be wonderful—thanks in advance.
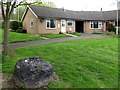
[0,34,107,52]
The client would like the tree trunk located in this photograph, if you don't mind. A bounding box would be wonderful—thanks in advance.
[3,18,10,56]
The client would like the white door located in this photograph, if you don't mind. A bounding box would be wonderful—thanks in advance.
[61,19,66,33]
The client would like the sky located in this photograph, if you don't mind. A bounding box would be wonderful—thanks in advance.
[44,0,118,11]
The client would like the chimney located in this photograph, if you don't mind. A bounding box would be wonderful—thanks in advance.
[62,7,65,11]
[101,8,102,11]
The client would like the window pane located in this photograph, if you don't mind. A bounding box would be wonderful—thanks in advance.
[47,22,49,28]
[91,22,93,28]
[50,19,55,28]
[92,24,94,28]
[68,20,73,26]
[94,22,98,28]
[98,22,102,28]
[30,20,33,27]
[31,22,33,26]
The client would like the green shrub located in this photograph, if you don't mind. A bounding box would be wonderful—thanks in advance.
[41,34,69,38]
[108,24,116,33]
[9,28,14,32]
[16,27,23,33]
[72,32,81,36]
[0,20,4,28]
[18,21,22,27]
[10,20,19,31]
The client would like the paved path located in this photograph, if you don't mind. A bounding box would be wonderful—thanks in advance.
[0,34,107,52]
[65,34,78,37]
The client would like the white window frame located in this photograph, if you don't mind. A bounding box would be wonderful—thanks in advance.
[30,19,33,28]
[90,21,102,29]
[67,20,73,27]
[98,22,102,29]
[46,18,56,29]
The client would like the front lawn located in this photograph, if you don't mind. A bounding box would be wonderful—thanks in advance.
[41,34,70,38]
[0,29,43,43]
[2,37,118,88]
[0,53,2,72]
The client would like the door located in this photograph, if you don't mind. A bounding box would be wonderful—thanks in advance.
[61,19,66,33]
[75,21,84,33]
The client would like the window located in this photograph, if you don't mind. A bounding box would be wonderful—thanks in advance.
[67,20,73,27]
[90,21,102,29]
[98,22,102,28]
[30,19,33,27]
[46,18,56,29]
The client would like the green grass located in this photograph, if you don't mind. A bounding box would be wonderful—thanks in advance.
[72,32,81,36]
[0,53,2,72]
[2,37,118,88]
[0,29,2,44]
[92,31,115,35]
[41,34,70,38]
[0,29,43,43]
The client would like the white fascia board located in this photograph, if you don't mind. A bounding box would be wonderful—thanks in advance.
[28,5,38,19]
[21,7,28,21]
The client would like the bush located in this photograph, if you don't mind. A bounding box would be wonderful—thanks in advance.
[18,21,22,27]
[72,32,81,36]
[16,27,27,33]
[16,27,23,33]
[10,20,19,31]
[59,31,63,34]
[9,28,15,32]
[0,20,4,28]
[108,24,116,33]
[22,29,27,33]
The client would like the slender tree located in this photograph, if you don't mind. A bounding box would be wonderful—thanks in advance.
[1,0,18,56]
[1,0,40,56]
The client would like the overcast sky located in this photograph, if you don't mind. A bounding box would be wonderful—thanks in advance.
[44,0,118,11]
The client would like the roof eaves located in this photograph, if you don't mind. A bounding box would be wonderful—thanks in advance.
[28,5,38,19]
[21,6,28,21]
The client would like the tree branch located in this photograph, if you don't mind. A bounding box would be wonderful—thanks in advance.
[14,1,23,8]
[1,0,5,20]
[9,0,17,17]
[14,2,39,8]
[6,1,11,18]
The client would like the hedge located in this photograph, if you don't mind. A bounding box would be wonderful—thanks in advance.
[18,21,22,27]
[10,20,19,30]
[0,20,4,28]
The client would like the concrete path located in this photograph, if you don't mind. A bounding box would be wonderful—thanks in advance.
[65,34,78,37]
[0,34,107,52]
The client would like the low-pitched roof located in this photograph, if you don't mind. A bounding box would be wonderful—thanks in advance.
[102,10,119,20]
[22,5,120,21]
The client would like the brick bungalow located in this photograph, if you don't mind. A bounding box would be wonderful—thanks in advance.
[22,5,120,34]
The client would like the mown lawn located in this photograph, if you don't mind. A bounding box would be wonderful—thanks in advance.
[0,29,43,43]
[0,29,71,43]
[41,34,70,38]
[2,37,118,88]
[0,53,2,72]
